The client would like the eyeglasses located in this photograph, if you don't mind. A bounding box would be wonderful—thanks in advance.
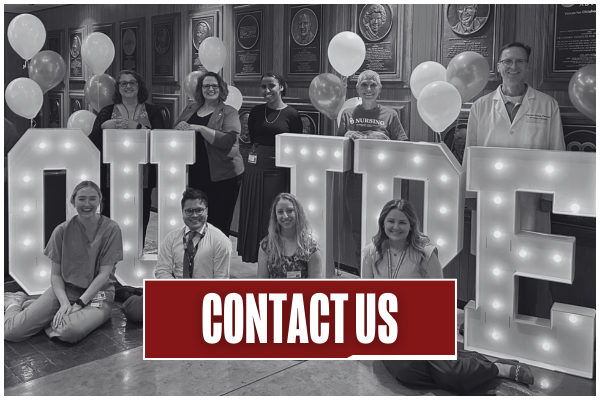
[202,84,219,90]
[119,81,138,87]
[499,59,528,68]
[183,207,206,216]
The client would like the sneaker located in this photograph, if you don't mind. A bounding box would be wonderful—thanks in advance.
[495,358,534,385]
[4,292,30,312]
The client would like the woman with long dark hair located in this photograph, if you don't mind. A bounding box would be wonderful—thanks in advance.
[362,199,442,279]
[89,69,165,243]
[173,72,244,237]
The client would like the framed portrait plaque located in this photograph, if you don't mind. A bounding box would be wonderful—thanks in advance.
[234,7,263,79]
[92,22,115,77]
[151,13,180,84]
[189,9,221,73]
[120,18,145,76]
[355,4,398,76]
[47,91,65,128]
[152,94,180,130]
[68,91,86,116]
[68,26,87,82]
[286,4,322,79]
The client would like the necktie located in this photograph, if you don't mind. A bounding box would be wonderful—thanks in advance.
[182,231,199,278]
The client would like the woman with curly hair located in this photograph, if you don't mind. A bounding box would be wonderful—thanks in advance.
[257,193,322,279]
[361,198,442,279]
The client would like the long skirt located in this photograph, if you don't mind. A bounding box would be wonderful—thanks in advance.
[236,145,289,263]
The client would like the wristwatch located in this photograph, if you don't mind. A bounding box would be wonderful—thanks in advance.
[75,298,87,308]
[136,123,142,129]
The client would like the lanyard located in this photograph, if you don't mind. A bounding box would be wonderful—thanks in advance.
[387,244,408,279]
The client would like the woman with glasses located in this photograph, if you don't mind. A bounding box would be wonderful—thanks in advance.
[173,72,244,237]
[90,69,165,243]
[237,71,303,264]
[257,193,321,279]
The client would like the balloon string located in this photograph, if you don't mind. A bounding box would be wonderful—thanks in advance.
[22,60,27,70]
[341,76,348,88]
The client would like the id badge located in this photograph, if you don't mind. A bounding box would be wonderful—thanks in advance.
[90,302,102,308]
[248,153,257,164]
[286,270,302,279]
[93,291,106,301]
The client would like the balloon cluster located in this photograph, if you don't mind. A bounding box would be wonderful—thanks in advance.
[310,32,366,121]
[411,51,490,134]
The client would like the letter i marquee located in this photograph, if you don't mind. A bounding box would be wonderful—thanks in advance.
[8,129,100,294]
[276,134,351,278]
[355,140,466,268]
[464,146,596,378]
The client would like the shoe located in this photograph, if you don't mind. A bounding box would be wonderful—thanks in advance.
[495,358,534,385]
[115,286,139,303]
[4,292,30,312]
[458,322,464,336]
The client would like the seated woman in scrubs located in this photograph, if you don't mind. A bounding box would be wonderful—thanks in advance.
[361,199,442,279]
[4,181,123,343]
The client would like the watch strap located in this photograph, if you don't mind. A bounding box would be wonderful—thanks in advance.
[75,298,87,308]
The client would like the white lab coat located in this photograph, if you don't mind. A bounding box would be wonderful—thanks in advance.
[465,85,566,235]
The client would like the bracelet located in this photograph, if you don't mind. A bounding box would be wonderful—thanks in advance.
[136,123,142,129]
[75,298,87,308]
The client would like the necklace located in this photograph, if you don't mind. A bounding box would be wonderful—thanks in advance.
[265,105,283,124]
[123,103,139,120]
[387,243,408,279]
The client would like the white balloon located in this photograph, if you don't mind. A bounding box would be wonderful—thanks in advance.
[337,97,362,126]
[224,86,243,111]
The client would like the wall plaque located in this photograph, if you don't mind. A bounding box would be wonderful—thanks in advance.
[288,5,322,76]
[120,18,144,76]
[235,10,262,77]
[553,4,596,73]
[356,4,397,76]
[190,10,220,73]
[68,26,87,82]
[238,110,252,144]
[152,94,180,129]
[92,23,115,77]
[47,92,64,128]
[69,91,86,116]
[152,13,180,84]
[45,29,65,88]
[441,5,496,72]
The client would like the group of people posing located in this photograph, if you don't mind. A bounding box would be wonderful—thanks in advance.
[5,40,562,394]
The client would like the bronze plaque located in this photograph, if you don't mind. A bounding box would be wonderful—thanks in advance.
[235,10,262,76]
[121,18,144,75]
[68,26,86,81]
[299,112,320,135]
[152,13,180,84]
[191,11,219,73]
[553,4,596,72]
[152,94,180,129]
[442,4,495,70]
[356,4,397,75]
[69,92,85,115]
[239,110,251,144]
[48,94,62,128]
[288,5,322,75]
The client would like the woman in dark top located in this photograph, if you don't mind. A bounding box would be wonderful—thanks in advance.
[237,72,303,263]
[89,69,165,243]
[173,72,244,237]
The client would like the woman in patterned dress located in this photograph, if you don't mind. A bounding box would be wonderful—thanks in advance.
[257,193,321,279]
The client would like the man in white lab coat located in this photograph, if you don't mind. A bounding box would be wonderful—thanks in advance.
[465,42,566,318]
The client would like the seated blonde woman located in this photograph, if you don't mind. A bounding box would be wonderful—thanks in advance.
[257,193,322,279]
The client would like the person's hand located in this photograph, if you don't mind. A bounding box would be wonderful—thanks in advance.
[52,303,72,330]
[174,121,193,131]
[363,130,390,140]
[344,131,367,140]
[70,303,83,314]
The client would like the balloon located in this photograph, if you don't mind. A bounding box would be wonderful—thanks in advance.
[28,50,66,94]
[568,64,596,122]
[327,31,366,77]
[183,71,204,100]
[225,86,243,111]
[337,97,362,126]
[309,73,347,120]
[84,74,116,112]
[410,61,447,100]
[67,110,97,136]
[446,51,490,102]
[417,81,462,133]
[198,37,228,73]
[5,78,43,119]
[81,32,115,75]
[7,14,46,61]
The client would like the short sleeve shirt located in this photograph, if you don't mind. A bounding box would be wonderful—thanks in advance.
[337,104,408,141]
[260,236,319,279]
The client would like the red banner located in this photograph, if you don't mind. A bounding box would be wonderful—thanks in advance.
[144,279,456,360]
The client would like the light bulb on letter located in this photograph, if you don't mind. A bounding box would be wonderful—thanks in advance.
[494,162,503,170]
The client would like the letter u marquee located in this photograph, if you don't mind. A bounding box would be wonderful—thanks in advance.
[464,146,596,378]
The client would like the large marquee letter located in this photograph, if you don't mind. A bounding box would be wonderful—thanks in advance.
[355,140,465,268]
[464,146,596,378]
[276,134,351,278]
[8,129,100,294]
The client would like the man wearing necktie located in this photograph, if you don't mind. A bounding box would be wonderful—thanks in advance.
[123,188,231,322]
[464,42,566,321]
